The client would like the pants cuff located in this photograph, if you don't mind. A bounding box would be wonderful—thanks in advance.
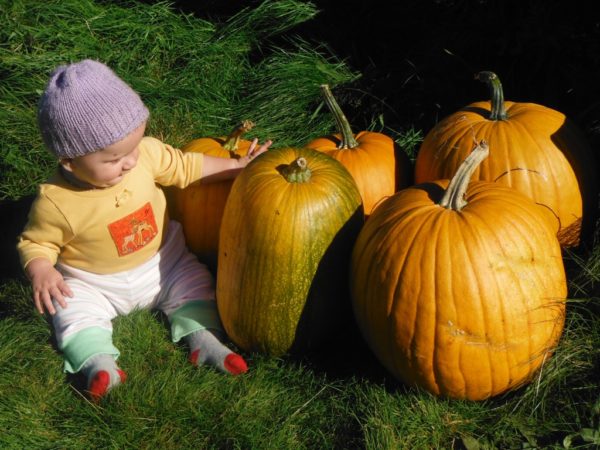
[169,300,223,343]
[59,327,120,374]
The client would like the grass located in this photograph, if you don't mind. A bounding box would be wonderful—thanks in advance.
[1,0,599,448]
[0,0,358,199]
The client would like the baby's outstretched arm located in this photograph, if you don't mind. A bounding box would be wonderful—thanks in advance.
[25,257,72,315]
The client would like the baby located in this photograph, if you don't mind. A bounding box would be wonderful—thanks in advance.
[17,59,271,401]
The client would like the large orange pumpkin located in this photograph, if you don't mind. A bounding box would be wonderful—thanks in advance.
[306,84,412,216]
[217,147,363,356]
[414,71,598,247]
[166,121,255,271]
[351,140,567,400]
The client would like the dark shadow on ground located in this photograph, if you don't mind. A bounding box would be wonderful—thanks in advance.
[0,195,34,282]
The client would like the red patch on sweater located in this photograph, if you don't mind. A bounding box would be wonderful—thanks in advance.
[108,202,158,256]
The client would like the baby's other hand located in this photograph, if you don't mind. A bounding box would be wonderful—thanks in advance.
[26,258,73,315]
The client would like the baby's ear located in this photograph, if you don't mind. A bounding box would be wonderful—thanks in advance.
[59,158,74,172]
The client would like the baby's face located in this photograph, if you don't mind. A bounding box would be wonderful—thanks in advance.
[61,122,146,188]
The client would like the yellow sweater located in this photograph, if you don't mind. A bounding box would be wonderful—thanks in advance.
[17,136,204,274]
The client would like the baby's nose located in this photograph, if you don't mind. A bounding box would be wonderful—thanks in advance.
[122,155,137,170]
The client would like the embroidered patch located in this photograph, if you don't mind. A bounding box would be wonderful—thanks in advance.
[108,202,158,256]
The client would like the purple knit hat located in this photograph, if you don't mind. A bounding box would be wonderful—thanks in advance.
[38,59,149,159]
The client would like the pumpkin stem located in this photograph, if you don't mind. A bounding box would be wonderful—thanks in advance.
[320,84,359,149]
[222,120,255,154]
[475,71,507,121]
[439,140,489,211]
[279,157,312,183]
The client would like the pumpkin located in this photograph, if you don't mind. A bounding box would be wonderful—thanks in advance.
[306,84,412,216]
[217,147,364,356]
[166,121,255,271]
[414,71,598,247]
[351,140,567,400]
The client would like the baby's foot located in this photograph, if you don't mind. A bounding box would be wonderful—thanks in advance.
[82,353,127,401]
[187,329,248,375]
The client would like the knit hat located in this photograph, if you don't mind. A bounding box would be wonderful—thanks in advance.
[38,59,149,159]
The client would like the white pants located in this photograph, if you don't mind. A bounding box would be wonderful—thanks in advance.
[53,221,221,373]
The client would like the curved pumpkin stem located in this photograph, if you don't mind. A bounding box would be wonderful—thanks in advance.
[278,157,312,183]
[475,71,507,121]
[223,120,255,153]
[439,140,490,211]
[320,84,359,149]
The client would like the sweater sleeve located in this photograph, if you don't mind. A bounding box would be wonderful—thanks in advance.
[17,192,73,269]
[141,137,205,188]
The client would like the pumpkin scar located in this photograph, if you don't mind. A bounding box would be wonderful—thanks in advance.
[493,167,547,183]
[445,320,511,350]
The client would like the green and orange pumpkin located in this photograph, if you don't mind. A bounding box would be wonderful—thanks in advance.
[217,147,364,356]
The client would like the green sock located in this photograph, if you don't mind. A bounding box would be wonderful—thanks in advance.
[186,329,248,375]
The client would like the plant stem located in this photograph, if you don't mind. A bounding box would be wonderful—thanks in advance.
[439,140,489,210]
[279,157,312,183]
[475,71,507,121]
[223,120,255,153]
[320,84,359,149]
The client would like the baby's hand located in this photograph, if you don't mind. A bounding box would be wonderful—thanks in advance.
[201,139,273,182]
[26,258,73,315]
[239,138,272,168]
